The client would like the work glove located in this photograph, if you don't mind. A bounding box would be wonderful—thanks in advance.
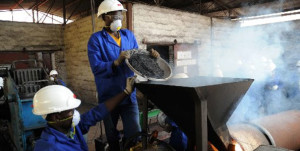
[124,76,137,95]
[150,48,160,58]
[114,51,130,66]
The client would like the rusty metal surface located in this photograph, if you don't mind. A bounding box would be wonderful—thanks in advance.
[254,145,292,151]
[228,123,271,151]
[252,110,300,150]
[136,76,253,149]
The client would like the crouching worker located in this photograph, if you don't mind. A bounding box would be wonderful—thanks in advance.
[49,69,66,86]
[32,76,136,151]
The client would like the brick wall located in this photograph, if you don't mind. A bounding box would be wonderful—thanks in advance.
[0,21,65,80]
[132,3,212,49]
[132,3,236,76]
[63,15,127,104]
[54,51,67,83]
[0,21,63,51]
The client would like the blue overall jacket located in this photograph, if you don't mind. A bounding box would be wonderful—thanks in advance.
[34,104,108,151]
[87,29,138,104]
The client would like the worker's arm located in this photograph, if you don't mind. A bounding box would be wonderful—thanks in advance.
[112,30,139,67]
[78,76,136,134]
[57,79,66,87]
[87,34,115,78]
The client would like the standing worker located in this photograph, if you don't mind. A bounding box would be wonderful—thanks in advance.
[87,0,159,150]
[49,70,66,86]
[33,76,136,151]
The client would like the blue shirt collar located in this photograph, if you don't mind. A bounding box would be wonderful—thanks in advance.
[42,126,79,144]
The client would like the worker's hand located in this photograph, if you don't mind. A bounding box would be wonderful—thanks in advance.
[114,51,130,66]
[150,48,160,58]
[124,76,137,95]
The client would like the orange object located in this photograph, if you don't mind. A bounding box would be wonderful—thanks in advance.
[208,141,219,151]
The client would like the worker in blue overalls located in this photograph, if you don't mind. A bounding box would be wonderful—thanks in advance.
[158,112,188,150]
[32,76,136,151]
[87,0,159,150]
[49,69,66,86]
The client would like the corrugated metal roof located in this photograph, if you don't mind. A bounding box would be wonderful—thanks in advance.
[0,0,299,21]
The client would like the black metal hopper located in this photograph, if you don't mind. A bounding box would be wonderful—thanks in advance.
[136,76,253,150]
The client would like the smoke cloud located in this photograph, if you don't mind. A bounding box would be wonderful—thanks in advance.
[199,16,300,124]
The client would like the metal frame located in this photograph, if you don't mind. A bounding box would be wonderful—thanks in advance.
[3,59,49,151]
[90,0,96,33]
[194,98,208,151]
[63,0,66,24]
[140,93,209,150]
[39,0,55,23]
[126,2,133,31]
[142,97,148,149]
[66,0,84,23]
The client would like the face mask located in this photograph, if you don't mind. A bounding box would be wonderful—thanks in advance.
[50,77,55,81]
[110,19,122,32]
[42,114,47,119]
[72,110,80,127]
[47,110,80,127]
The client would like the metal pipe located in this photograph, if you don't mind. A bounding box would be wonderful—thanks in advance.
[63,0,66,25]
[30,0,49,10]
[10,0,24,10]
[50,0,81,14]
[6,0,32,18]
[36,0,39,23]
[32,9,35,22]
[253,110,300,150]
[142,97,148,149]
[66,0,84,23]
[37,0,51,8]
[90,0,96,33]
[126,2,133,31]
[228,110,300,151]
[40,0,55,23]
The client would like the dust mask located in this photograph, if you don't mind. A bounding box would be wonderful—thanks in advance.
[72,110,80,127]
[42,114,47,119]
[110,20,122,32]
[50,77,55,81]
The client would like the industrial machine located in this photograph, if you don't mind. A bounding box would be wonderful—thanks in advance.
[1,59,49,151]
[136,76,254,150]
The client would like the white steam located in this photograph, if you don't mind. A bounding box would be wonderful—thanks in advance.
[201,18,300,124]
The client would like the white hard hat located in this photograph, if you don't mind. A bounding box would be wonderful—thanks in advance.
[97,0,127,18]
[49,70,58,76]
[32,85,81,115]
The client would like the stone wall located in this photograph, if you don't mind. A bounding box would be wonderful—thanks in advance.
[132,3,212,49]
[0,21,65,80]
[0,21,63,51]
[132,3,234,76]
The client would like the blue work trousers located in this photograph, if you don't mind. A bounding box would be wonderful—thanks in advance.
[103,103,141,150]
